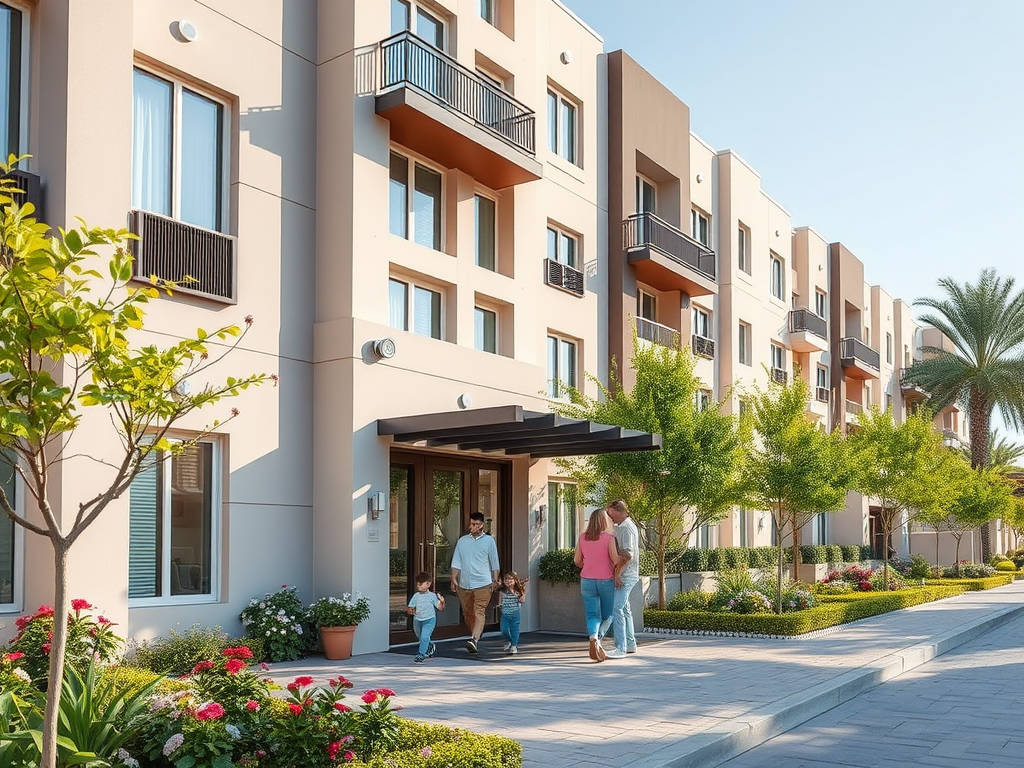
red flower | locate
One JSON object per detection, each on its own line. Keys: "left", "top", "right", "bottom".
{"left": 334, "top": 702, "right": 351, "bottom": 713}
{"left": 224, "top": 658, "right": 246, "bottom": 675}
{"left": 293, "top": 675, "right": 314, "bottom": 687}
{"left": 70, "top": 599, "right": 92, "bottom": 612}
{"left": 344, "top": 751, "right": 356, "bottom": 762}
{"left": 3, "top": 652, "right": 24, "bottom": 662}
{"left": 41, "top": 643, "right": 51, "bottom": 654}
{"left": 222, "top": 646, "right": 254, "bottom": 660}
{"left": 288, "top": 703, "right": 303, "bottom": 716}
{"left": 327, "top": 741, "right": 342, "bottom": 761}
{"left": 195, "top": 702, "right": 226, "bottom": 721}
{"left": 192, "top": 660, "right": 215, "bottom": 674}
{"left": 361, "top": 690, "right": 379, "bottom": 704}
{"left": 377, "top": 688, "right": 396, "bottom": 697}
{"left": 35, "top": 605, "right": 54, "bottom": 618}
{"left": 286, "top": 682, "right": 300, "bottom": 692}
{"left": 246, "top": 700, "right": 260, "bottom": 711}
{"left": 97, "top": 616, "right": 113, "bottom": 626}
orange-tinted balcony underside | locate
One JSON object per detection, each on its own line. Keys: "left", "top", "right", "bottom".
{"left": 628, "top": 248, "right": 717, "bottom": 297}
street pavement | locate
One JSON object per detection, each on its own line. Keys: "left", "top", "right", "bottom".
{"left": 718, "top": 609, "right": 1024, "bottom": 768}
{"left": 268, "top": 581, "right": 1024, "bottom": 768}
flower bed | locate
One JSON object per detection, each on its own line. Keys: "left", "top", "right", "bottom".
{"left": 644, "top": 585, "right": 966, "bottom": 636}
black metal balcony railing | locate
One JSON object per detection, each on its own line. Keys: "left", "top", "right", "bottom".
{"left": 623, "top": 212, "right": 716, "bottom": 279}
{"left": 788, "top": 308, "right": 827, "bottom": 340}
{"left": 770, "top": 367, "right": 788, "bottom": 385}
{"left": 692, "top": 334, "right": 715, "bottom": 359}
{"left": 636, "top": 317, "right": 678, "bottom": 348}
{"left": 840, "top": 337, "right": 880, "bottom": 371}
{"left": 815, "top": 386, "right": 830, "bottom": 403}
{"left": 3, "top": 169, "right": 43, "bottom": 220}
{"left": 130, "top": 210, "right": 237, "bottom": 302}
{"left": 544, "top": 258, "right": 585, "bottom": 297}
{"left": 379, "top": 32, "right": 536, "bottom": 155}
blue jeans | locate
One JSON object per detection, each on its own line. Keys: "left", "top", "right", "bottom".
{"left": 500, "top": 611, "right": 521, "bottom": 646}
{"left": 413, "top": 616, "right": 436, "bottom": 656}
{"left": 607, "top": 575, "right": 639, "bottom": 652}
{"left": 580, "top": 577, "right": 614, "bottom": 637}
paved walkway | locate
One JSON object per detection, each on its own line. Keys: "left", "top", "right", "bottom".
{"left": 268, "top": 581, "right": 1024, "bottom": 768}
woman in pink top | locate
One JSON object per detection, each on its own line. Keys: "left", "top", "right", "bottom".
{"left": 574, "top": 509, "right": 622, "bottom": 662}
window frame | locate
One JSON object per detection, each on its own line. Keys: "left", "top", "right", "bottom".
{"left": 474, "top": 305, "right": 498, "bottom": 354}
{"left": 0, "top": 1, "right": 27, "bottom": 160}
{"left": 391, "top": 0, "right": 447, "bottom": 50}
{"left": 815, "top": 289, "right": 828, "bottom": 319}
{"left": 769, "top": 254, "right": 785, "bottom": 300}
{"left": 546, "top": 222, "right": 580, "bottom": 270}
{"left": 737, "top": 223, "right": 750, "bottom": 274}
{"left": 637, "top": 290, "right": 657, "bottom": 322}
{"left": 635, "top": 174, "right": 657, "bottom": 215}
{"left": 0, "top": 452, "right": 23, "bottom": 610}
{"left": 546, "top": 333, "right": 578, "bottom": 399}
{"left": 389, "top": 148, "right": 445, "bottom": 252}
{"left": 474, "top": 190, "right": 498, "bottom": 271}
{"left": 546, "top": 481, "right": 579, "bottom": 551}
{"left": 388, "top": 276, "right": 444, "bottom": 340}
{"left": 692, "top": 305, "right": 711, "bottom": 339}
{"left": 696, "top": 389, "right": 712, "bottom": 412}
{"left": 691, "top": 208, "right": 711, "bottom": 247}
{"left": 816, "top": 365, "right": 828, "bottom": 389}
{"left": 886, "top": 332, "right": 893, "bottom": 364}
{"left": 770, "top": 342, "right": 785, "bottom": 370}
{"left": 132, "top": 63, "right": 231, "bottom": 234}
{"left": 128, "top": 438, "right": 223, "bottom": 608}
{"left": 546, "top": 85, "right": 580, "bottom": 166}
{"left": 738, "top": 321, "right": 752, "bottom": 366}
{"left": 478, "top": 0, "right": 496, "bottom": 26}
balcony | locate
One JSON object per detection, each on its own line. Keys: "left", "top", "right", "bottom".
{"left": 3, "top": 169, "right": 43, "bottom": 220}
{"left": 787, "top": 309, "right": 828, "bottom": 352}
{"left": 770, "top": 367, "right": 788, "bottom": 385}
{"left": 374, "top": 32, "right": 541, "bottom": 189}
{"left": 806, "top": 387, "right": 829, "bottom": 420}
{"left": 129, "top": 210, "right": 237, "bottom": 303}
{"left": 544, "top": 258, "right": 585, "bottom": 297}
{"left": 636, "top": 317, "right": 678, "bottom": 348}
{"left": 839, "top": 337, "right": 880, "bottom": 380}
{"left": 692, "top": 334, "right": 715, "bottom": 359}
{"left": 899, "top": 369, "right": 930, "bottom": 404}
{"left": 623, "top": 212, "right": 717, "bottom": 297}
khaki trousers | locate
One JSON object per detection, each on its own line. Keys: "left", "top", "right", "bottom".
{"left": 458, "top": 585, "right": 492, "bottom": 640}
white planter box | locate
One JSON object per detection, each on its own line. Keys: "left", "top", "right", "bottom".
{"left": 537, "top": 579, "right": 646, "bottom": 634}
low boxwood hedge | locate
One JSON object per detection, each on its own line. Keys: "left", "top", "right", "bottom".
{"left": 538, "top": 548, "right": 579, "bottom": 583}
{"left": 644, "top": 585, "right": 966, "bottom": 636}
{"left": 359, "top": 720, "right": 522, "bottom": 768}
{"left": 923, "top": 574, "right": 1014, "bottom": 591}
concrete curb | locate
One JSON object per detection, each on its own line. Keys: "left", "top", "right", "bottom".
{"left": 631, "top": 599, "right": 1024, "bottom": 768}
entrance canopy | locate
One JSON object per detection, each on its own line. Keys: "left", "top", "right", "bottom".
{"left": 378, "top": 405, "right": 661, "bottom": 459}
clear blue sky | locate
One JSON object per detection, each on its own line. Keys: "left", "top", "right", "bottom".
{"left": 563, "top": 0, "right": 1024, "bottom": 309}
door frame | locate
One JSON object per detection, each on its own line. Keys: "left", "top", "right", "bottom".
{"left": 389, "top": 449, "right": 511, "bottom": 646}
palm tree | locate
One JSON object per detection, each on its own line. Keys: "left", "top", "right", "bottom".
{"left": 960, "top": 430, "right": 1024, "bottom": 473}
{"left": 908, "top": 269, "right": 1024, "bottom": 560}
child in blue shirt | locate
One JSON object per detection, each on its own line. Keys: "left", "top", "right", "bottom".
{"left": 407, "top": 572, "right": 445, "bottom": 663}
{"left": 498, "top": 571, "right": 527, "bottom": 654}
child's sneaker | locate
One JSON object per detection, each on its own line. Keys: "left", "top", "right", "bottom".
{"left": 427, "top": 643, "right": 437, "bottom": 658}
{"left": 509, "top": 646, "right": 518, "bottom": 655}
{"left": 503, "top": 642, "right": 512, "bottom": 651}
{"left": 414, "top": 654, "right": 426, "bottom": 663}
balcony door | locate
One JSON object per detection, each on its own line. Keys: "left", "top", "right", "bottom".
{"left": 388, "top": 450, "right": 509, "bottom": 646}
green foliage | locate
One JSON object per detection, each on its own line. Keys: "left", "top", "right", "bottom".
{"left": 905, "top": 554, "right": 933, "bottom": 580}
{"left": 825, "top": 545, "right": 844, "bottom": 563}
{"left": 995, "top": 561, "right": 1017, "bottom": 572}
{"left": 537, "top": 549, "right": 579, "bottom": 583}
{"left": 800, "top": 545, "right": 828, "bottom": 564}
{"left": 677, "top": 548, "right": 710, "bottom": 572}
{"left": 842, "top": 545, "right": 864, "bottom": 562}
{"left": 926, "top": 574, "right": 1013, "bottom": 590}
{"left": 361, "top": 721, "right": 522, "bottom": 768}
{"left": 239, "top": 586, "right": 309, "bottom": 661}
{"left": 859, "top": 544, "right": 874, "bottom": 561}
{"left": 638, "top": 549, "right": 659, "bottom": 576}
{"left": 667, "top": 590, "right": 712, "bottom": 611}
{"left": 7, "top": 602, "right": 121, "bottom": 685}
{"left": 389, "top": 549, "right": 408, "bottom": 577}
{"left": 939, "top": 562, "right": 997, "bottom": 579}
{"left": 645, "top": 585, "right": 966, "bottom": 635}
{"left": 307, "top": 594, "right": 371, "bottom": 629}
{"left": 127, "top": 625, "right": 265, "bottom": 676}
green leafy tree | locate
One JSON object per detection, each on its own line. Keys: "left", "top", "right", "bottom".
{"left": 908, "top": 269, "right": 1024, "bottom": 560}
{"left": 959, "top": 429, "right": 1024, "bottom": 473}
{"left": 0, "top": 159, "right": 270, "bottom": 768}
{"left": 554, "top": 330, "right": 747, "bottom": 608}
{"left": 938, "top": 468, "right": 1013, "bottom": 572}
{"left": 849, "top": 407, "right": 965, "bottom": 587}
{"left": 742, "top": 375, "right": 852, "bottom": 612}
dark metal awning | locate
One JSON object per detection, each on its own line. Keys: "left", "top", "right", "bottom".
{"left": 377, "top": 405, "right": 661, "bottom": 458}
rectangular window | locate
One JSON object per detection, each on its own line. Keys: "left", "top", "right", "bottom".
{"left": 738, "top": 322, "right": 751, "bottom": 366}
{"left": 0, "top": 452, "right": 15, "bottom": 605}
{"left": 636, "top": 175, "right": 657, "bottom": 214}
{"left": 738, "top": 508, "right": 748, "bottom": 548}
{"left": 692, "top": 306, "right": 711, "bottom": 339}
{"left": 691, "top": 209, "right": 710, "bottom": 247}
{"left": 392, "top": 0, "right": 445, "bottom": 49}
{"left": 546, "top": 482, "right": 578, "bottom": 551}
{"left": 815, "top": 290, "right": 827, "bottom": 319}
{"left": 770, "top": 254, "right": 784, "bottom": 300}
{"left": 885, "top": 393, "right": 893, "bottom": 411}
{"left": 547, "top": 87, "right": 578, "bottom": 165}
{"left": 770, "top": 343, "right": 785, "bottom": 370}
{"left": 814, "top": 512, "right": 826, "bottom": 545}
{"left": 696, "top": 389, "right": 712, "bottom": 412}
{"left": 547, "top": 334, "right": 577, "bottom": 398}
{"left": 478, "top": 0, "right": 495, "bottom": 25}
{"left": 738, "top": 398, "right": 750, "bottom": 417}
{"left": 474, "top": 307, "right": 497, "bottom": 353}
{"left": 638, "top": 290, "right": 657, "bottom": 322}
{"left": 389, "top": 151, "right": 443, "bottom": 251}
{"left": 475, "top": 194, "right": 496, "bottom": 270}
{"left": 133, "top": 68, "right": 226, "bottom": 232}
{"left": 886, "top": 332, "right": 893, "bottom": 364}
{"left": 0, "top": 3, "right": 23, "bottom": 159}
{"left": 737, "top": 224, "right": 750, "bottom": 274}
{"left": 388, "top": 278, "right": 442, "bottom": 340}
{"left": 547, "top": 224, "right": 579, "bottom": 269}
{"left": 698, "top": 524, "right": 711, "bottom": 549}
{"left": 129, "top": 441, "right": 218, "bottom": 602}
{"left": 388, "top": 278, "right": 408, "bottom": 331}
{"left": 817, "top": 365, "right": 828, "bottom": 389}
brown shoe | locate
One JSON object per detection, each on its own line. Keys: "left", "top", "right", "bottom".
{"left": 588, "top": 638, "right": 601, "bottom": 661}
{"left": 595, "top": 641, "right": 607, "bottom": 662}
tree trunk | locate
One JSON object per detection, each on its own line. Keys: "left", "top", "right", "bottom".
{"left": 657, "top": 515, "right": 667, "bottom": 610}
{"left": 789, "top": 510, "right": 801, "bottom": 582}
{"left": 881, "top": 514, "right": 891, "bottom": 591}
{"left": 954, "top": 536, "right": 962, "bottom": 576}
{"left": 41, "top": 541, "right": 70, "bottom": 768}
{"left": 775, "top": 511, "right": 784, "bottom": 615}
{"left": 969, "top": 393, "right": 992, "bottom": 562}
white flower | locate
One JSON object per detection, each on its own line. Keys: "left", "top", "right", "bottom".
{"left": 12, "top": 668, "right": 30, "bottom": 683}
{"left": 163, "top": 733, "right": 185, "bottom": 757}
{"left": 295, "top": 625, "right": 303, "bottom": 635}
{"left": 265, "top": 631, "right": 271, "bottom": 637}
{"left": 225, "top": 724, "right": 241, "bottom": 741}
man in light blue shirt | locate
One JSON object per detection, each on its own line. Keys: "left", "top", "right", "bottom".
{"left": 451, "top": 511, "right": 500, "bottom": 653}
{"left": 602, "top": 498, "right": 640, "bottom": 659}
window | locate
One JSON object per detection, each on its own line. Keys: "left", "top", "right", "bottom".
{"left": 478, "top": 0, "right": 496, "bottom": 25}
{"left": 816, "top": 366, "right": 828, "bottom": 389}
{"left": 638, "top": 290, "right": 657, "bottom": 322}
{"left": 698, "top": 524, "right": 711, "bottom": 549}
{"left": 547, "top": 87, "right": 578, "bottom": 165}
{"left": 0, "top": 453, "right": 15, "bottom": 605}
{"left": 696, "top": 389, "right": 712, "bottom": 411}
{"left": 128, "top": 441, "right": 219, "bottom": 602}
{"left": 0, "top": 3, "right": 22, "bottom": 159}
{"left": 389, "top": 151, "right": 443, "bottom": 251}
{"left": 691, "top": 209, "right": 710, "bottom": 247}
{"left": 474, "top": 307, "right": 497, "bottom": 353}
{"left": 769, "top": 254, "right": 784, "bottom": 300}
{"left": 815, "top": 290, "right": 827, "bottom": 319}
{"left": 885, "top": 393, "right": 893, "bottom": 411}
{"left": 547, "top": 334, "right": 577, "bottom": 398}
{"left": 737, "top": 508, "right": 748, "bottom": 548}
{"left": 692, "top": 306, "right": 711, "bottom": 339}
{"left": 475, "top": 194, "right": 496, "bottom": 270}
{"left": 391, "top": 0, "right": 445, "bottom": 49}
{"left": 636, "top": 175, "right": 656, "bottom": 215}
{"left": 737, "top": 223, "right": 750, "bottom": 274}
{"left": 886, "top": 332, "right": 893, "bottom": 364}
{"left": 738, "top": 322, "right": 752, "bottom": 366}
{"left": 546, "top": 224, "right": 579, "bottom": 269}
{"left": 546, "top": 482, "right": 578, "bottom": 551}
{"left": 133, "top": 68, "right": 227, "bottom": 232}
{"left": 738, "top": 398, "right": 750, "bottom": 417}
{"left": 389, "top": 278, "right": 442, "bottom": 339}
{"left": 814, "top": 513, "right": 826, "bottom": 545}
{"left": 770, "top": 343, "right": 785, "bottom": 370}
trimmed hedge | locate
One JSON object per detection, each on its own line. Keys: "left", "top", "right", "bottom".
{"left": 538, "top": 548, "right": 579, "bottom": 583}
{"left": 360, "top": 720, "right": 522, "bottom": 768}
{"left": 924, "top": 574, "right": 1014, "bottom": 591}
{"left": 644, "top": 585, "right": 966, "bottom": 635}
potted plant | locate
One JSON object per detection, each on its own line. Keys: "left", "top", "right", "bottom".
{"left": 307, "top": 593, "right": 371, "bottom": 660}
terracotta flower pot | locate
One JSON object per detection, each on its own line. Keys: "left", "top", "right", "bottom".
{"left": 320, "top": 625, "right": 357, "bottom": 660}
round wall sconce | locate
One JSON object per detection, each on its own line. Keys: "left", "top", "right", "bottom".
{"left": 695, "top": 173, "right": 704, "bottom": 183}
{"left": 458, "top": 393, "right": 473, "bottom": 409}
{"left": 172, "top": 20, "right": 199, "bottom": 42}
{"left": 372, "top": 338, "right": 396, "bottom": 359}
{"left": 560, "top": 50, "right": 573, "bottom": 65}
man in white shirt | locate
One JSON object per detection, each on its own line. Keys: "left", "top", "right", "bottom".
{"left": 450, "top": 511, "right": 500, "bottom": 653}
{"left": 602, "top": 498, "right": 640, "bottom": 659}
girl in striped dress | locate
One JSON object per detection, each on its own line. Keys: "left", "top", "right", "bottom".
{"left": 499, "top": 571, "right": 528, "bottom": 654}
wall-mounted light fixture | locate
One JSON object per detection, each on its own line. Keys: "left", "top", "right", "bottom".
{"left": 172, "top": 20, "right": 199, "bottom": 43}
{"left": 368, "top": 491, "right": 386, "bottom": 520}
{"left": 372, "top": 338, "right": 396, "bottom": 359}
{"left": 560, "top": 50, "right": 573, "bottom": 65}
{"left": 535, "top": 504, "right": 547, "bottom": 527}
{"left": 695, "top": 173, "right": 704, "bottom": 183}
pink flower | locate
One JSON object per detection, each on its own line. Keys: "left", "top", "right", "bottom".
{"left": 224, "top": 659, "right": 246, "bottom": 675}
{"left": 344, "top": 751, "right": 356, "bottom": 762}
{"left": 377, "top": 688, "right": 396, "bottom": 697}
{"left": 361, "top": 690, "right": 379, "bottom": 704}
{"left": 246, "top": 700, "right": 260, "bottom": 711}
{"left": 286, "top": 682, "right": 301, "bottom": 692}
{"left": 293, "top": 675, "right": 314, "bottom": 687}
{"left": 35, "top": 605, "right": 54, "bottom": 617}
{"left": 70, "top": 599, "right": 92, "bottom": 612}
{"left": 3, "top": 652, "right": 24, "bottom": 662}
{"left": 420, "top": 747, "right": 433, "bottom": 757}
{"left": 260, "top": 662, "right": 270, "bottom": 671}
{"left": 327, "top": 741, "right": 342, "bottom": 761}
{"left": 222, "top": 646, "right": 254, "bottom": 660}
{"left": 41, "top": 643, "right": 51, "bottom": 654}
{"left": 334, "top": 702, "right": 351, "bottom": 713}
{"left": 97, "top": 616, "right": 113, "bottom": 626}
{"left": 195, "top": 702, "right": 225, "bottom": 721}
{"left": 192, "top": 661, "right": 215, "bottom": 674}
{"left": 288, "top": 703, "right": 303, "bottom": 716}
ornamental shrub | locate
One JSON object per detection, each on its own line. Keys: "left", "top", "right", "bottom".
{"left": 925, "top": 574, "right": 1013, "bottom": 590}
{"left": 678, "top": 548, "right": 710, "bottom": 573}
{"left": 825, "top": 545, "right": 844, "bottom": 564}
{"left": 667, "top": 590, "right": 712, "bottom": 611}
{"left": 813, "top": 580, "right": 853, "bottom": 595}
{"left": 995, "top": 560, "right": 1017, "bottom": 572}
{"left": 389, "top": 548, "right": 408, "bottom": 577}
{"left": 361, "top": 721, "right": 522, "bottom": 768}
{"left": 941, "top": 562, "right": 996, "bottom": 579}
{"left": 307, "top": 594, "right": 372, "bottom": 629}
{"left": 538, "top": 549, "right": 579, "bottom": 583}
{"left": 800, "top": 545, "right": 828, "bottom": 565}
{"left": 638, "top": 549, "right": 658, "bottom": 576}
{"left": 841, "top": 545, "right": 863, "bottom": 562}
{"left": 239, "top": 585, "right": 308, "bottom": 662}
{"left": 859, "top": 544, "right": 874, "bottom": 561}
{"left": 869, "top": 569, "right": 906, "bottom": 591}
{"left": 126, "top": 624, "right": 264, "bottom": 676}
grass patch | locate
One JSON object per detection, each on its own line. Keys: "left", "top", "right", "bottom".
{"left": 644, "top": 585, "right": 966, "bottom": 636}
{"left": 923, "top": 574, "right": 1014, "bottom": 591}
